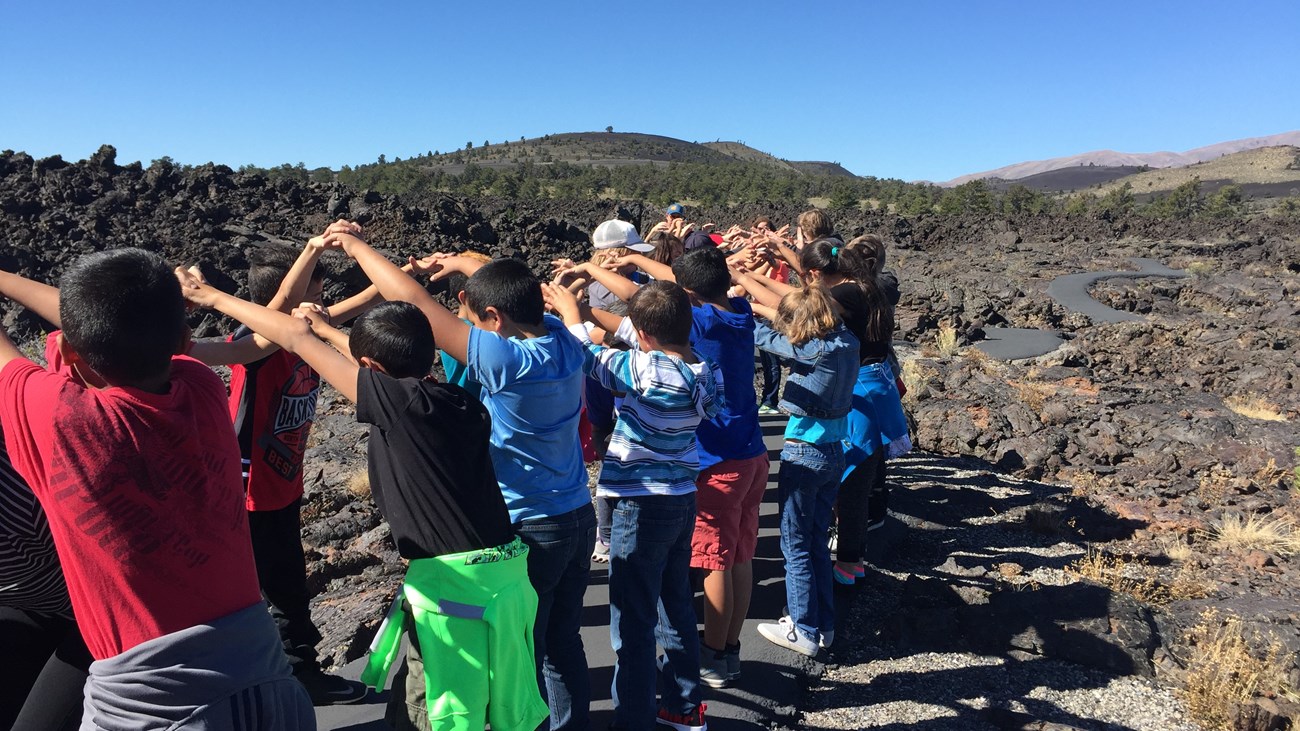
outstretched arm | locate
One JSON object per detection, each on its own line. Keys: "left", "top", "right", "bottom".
{"left": 730, "top": 267, "right": 787, "bottom": 308}
{"left": 177, "top": 268, "right": 362, "bottom": 402}
{"left": 0, "top": 270, "right": 62, "bottom": 329}
{"left": 610, "top": 253, "right": 674, "bottom": 283}
{"left": 324, "top": 233, "right": 471, "bottom": 365}
{"left": 572, "top": 262, "right": 640, "bottom": 303}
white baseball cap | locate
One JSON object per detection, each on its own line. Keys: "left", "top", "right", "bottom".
{"left": 592, "top": 219, "right": 656, "bottom": 252}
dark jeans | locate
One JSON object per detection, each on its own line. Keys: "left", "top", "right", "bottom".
{"left": 836, "top": 450, "right": 883, "bottom": 564}
{"left": 868, "top": 454, "right": 890, "bottom": 526}
{"left": 0, "top": 606, "right": 91, "bottom": 731}
{"left": 248, "top": 498, "right": 322, "bottom": 674}
{"left": 516, "top": 504, "right": 597, "bottom": 731}
{"left": 759, "top": 350, "right": 782, "bottom": 409}
{"left": 607, "top": 494, "right": 701, "bottom": 729}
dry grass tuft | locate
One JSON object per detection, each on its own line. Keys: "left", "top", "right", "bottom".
{"left": 899, "top": 358, "right": 936, "bottom": 403}
{"left": 935, "top": 324, "right": 959, "bottom": 359}
{"left": 1224, "top": 395, "right": 1287, "bottom": 422}
{"left": 1210, "top": 513, "right": 1300, "bottom": 557}
{"left": 1161, "top": 537, "right": 1196, "bottom": 563}
{"left": 346, "top": 469, "right": 372, "bottom": 500}
{"left": 1063, "top": 469, "right": 1115, "bottom": 500}
{"left": 1021, "top": 504, "right": 1069, "bottom": 536}
{"left": 1185, "top": 260, "right": 1214, "bottom": 278}
{"left": 1179, "top": 609, "right": 1295, "bottom": 730}
{"left": 1068, "top": 548, "right": 1212, "bottom": 605}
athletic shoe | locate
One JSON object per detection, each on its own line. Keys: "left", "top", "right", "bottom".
{"left": 867, "top": 516, "right": 886, "bottom": 532}
{"left": 724, "top": 642, "right": 741, "bottom": 681}
{"left": 758, "top": 404, "right": 780, "bottom": 415}
{"left": 699, "top": 646, "right": 730, "bottom": 689}
{"left": 297, "top": 669, "right": 368, "bottom": 705}
{"left": 827, "top": 524, "right": 838, "bottom": 553}
{"left": 656, "top": 703, "right": 708, "bottom": 731}
{"left": 591, "top": 539, "right": 610, "bottom": 564}
{"left": 756, "top": 617, "right": 819, "bottom": 658}
{"left": 832, "top": 564, "right": 856, "bottom": 585}
{"left": 852, "top": 564, "right": 866, "bottom": 578}
{"left": 819, "top": 630, "right": 835, "bottom": 649}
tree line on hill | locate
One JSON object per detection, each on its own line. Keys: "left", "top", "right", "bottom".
{"left": 237, "top": 158, "right": 1296, "bottom": 221}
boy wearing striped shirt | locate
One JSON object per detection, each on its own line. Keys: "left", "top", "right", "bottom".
{"left": 542, "top": 281, "right": 720, "bottom": 731}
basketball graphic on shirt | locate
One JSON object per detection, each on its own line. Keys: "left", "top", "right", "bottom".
{"left": 272, "top": 361, "right": 321, "bottom": 452}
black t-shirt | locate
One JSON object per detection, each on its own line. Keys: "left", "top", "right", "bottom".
{"left": 357, "top": 369, "right": 513, "bottom": 559}
{"left": 830, "top": 282, "right": 891, "bottom": 364}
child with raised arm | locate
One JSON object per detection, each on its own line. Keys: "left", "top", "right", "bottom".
{"left": 323, "top": 236, "right": 595, "bottom": 731}
{"left": 175, "top": 246, "right": 548, "bottom": 731}
{"left": 0, "top": 248, "right": 313, "bottom": 729}
{"left": 581, "top": 247, "right": 766, "bottom": 689}
{"left": 543, "top": 280, "right": 719, "bottom": 731}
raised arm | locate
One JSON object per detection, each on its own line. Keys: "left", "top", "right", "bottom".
{"left": 177, "top": 267, "right": 362, "bottom": 402}
{"left": 265, "top": 237, "right": 327, "bottom": 314}
{"left": 324, "top": 233, "right": 471, "bottom": 365}
{"left": 0, "top": 270, "right": 62, "bottom": 328}
{"left": 572, "top": 262, "right": 640, "bottom": 303}
{"left": 729, "top": 267, "right": 787, "bottom": 309}
{"left": 612, "top": 253, "right": 674, "bottom": 283}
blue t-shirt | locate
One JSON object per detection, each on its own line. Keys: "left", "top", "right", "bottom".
{"left": 689, "top": 298, "right": 766, "bottom": 468}
{"left": 466, "top": 315, "right": 591, "bottom": 522}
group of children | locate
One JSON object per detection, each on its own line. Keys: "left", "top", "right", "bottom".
{"left": 0, "top": 203, "right": 909, "bottom": 731}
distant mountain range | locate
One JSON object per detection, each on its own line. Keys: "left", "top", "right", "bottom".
{"left": 942, "top": 131, "right": 1300, "bottom": 187}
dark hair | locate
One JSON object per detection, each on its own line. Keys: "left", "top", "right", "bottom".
{"left": 349, "top": 301, "right": 435, "bottom": 379}
{"left": 751, "top": 215, "right": 774, "bottom": 231}
{"left": 671, "top": 246, "right": 730, "bottom": 300}
{"left": 645, "top": 230, "right": 684, "bottom": 265}
{"left": 462, "top": 258, "right": 544, "bottom": 326}
{"left": 628, "top": 281, "right": 693, "bottom": 346}
{"left": 800, "top": 239, "right": 894, "bottom": 342}
{"left": 247, "top": 244, "right": 324, "bottom": 306}
{"left": 59, "top": 248, "right": 187, "bottom": 384}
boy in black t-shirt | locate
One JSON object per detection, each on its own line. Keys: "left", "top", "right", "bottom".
{"left": 175, "top": 243, "right": 548, "bottom": 731}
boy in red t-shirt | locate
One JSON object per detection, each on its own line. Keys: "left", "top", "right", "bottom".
{"left": 0, "top": 249, "right": 313, "bottom": 729}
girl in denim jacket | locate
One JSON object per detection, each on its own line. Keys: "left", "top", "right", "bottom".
{"left": 729, "top": 274, "right": 860, "bottom": 657}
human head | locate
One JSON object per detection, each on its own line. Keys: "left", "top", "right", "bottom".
{"left": 461, "top": 258, "right": 544, "bottom": 330}
{"left": 671, "top": 246, "right": 730, "bottom": 302}
{"left": 797, "top": 209, "right": 835, "bottom": 242}
{"left": 773, "top": 286, "right": 840, "bottom": 346}
{"left": 58, "top": 248, "right": 189, "bottom": 386}
{"left": 349, "top": 301, "right": 436, "bottom": 379}
{"left": 665, "top": 203, "right": 684, "bottom": 222}
{"left": 847, "top": 234, "right": 886, "bottom": 275}
{"left": 592, "top": 219, "right": 655, "bottom": 254}
{"left": 644, "top": 230, "right": 684, "bottom": 265}
{"left": 627, "top": 281, "right": 693, "bottom": 349}
{"left": 247, "top": 244, "right": 324, "bottom": 306}
{"left": 798, "top": 238, "right": 875, "bottom": 284}
{"left": 751, "top": 216, "right": 774, "bottom": 232}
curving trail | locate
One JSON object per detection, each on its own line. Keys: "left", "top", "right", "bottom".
{"left": 975, "top": 258, "right": 1187, "bottom": 360}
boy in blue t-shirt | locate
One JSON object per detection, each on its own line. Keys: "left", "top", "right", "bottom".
{"left": 544, "top": 280, "right": 719, "bottom": 731}
{"left": 400, "top": 249, "right": 596, "bottom": 731}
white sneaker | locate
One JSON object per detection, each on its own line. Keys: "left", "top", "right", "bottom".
{"left": 756, "top": 616, "right": 819, "bottom": 657}
{"left": 819, "top": 630, "right": 835, "bottom": 649}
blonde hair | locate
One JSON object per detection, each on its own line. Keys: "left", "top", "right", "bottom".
{"left": 460, "top": 250, "right": 493, "bottom": 264}
{"left": 773, "top": 285, "right": 840, "bottom": 346}
{"left": 590, "top": 246, "right": 631, "bottom": 267}
{"left": 797, "top": 209, "right": 834, "bottom": 241}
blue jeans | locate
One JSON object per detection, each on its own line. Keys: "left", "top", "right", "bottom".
{"left": 777, "top": 441, "right": 843, "bottom": 640}
{"left": 759, "top": 350, "right": 782, "bottom": 409}
{"left": 607, "top": 493, "right": 701, "bottom": 730}
{"left": 515, "top": 504, "right": 597, "bottom": 731}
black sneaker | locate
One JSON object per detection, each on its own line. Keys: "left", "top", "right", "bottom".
{"left": 297, "top": 669, "right": 368, "bottom": 706}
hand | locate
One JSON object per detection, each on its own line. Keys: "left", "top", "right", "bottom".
{"left": 292, "top": 302, "right": 332, "bottom": 331}
{"left": 175, "top": 266, "right": 219, "bottom": 308}
{"left": 551, "top": 258, "right": 577, "bottom": 275}
{"left": 323, "top": 219, "right": 363, "bottom": 239}
{"left": 408, "top": 253, "right": 446, "bottom": 278}
{"left": 601, "top": 255, "right": 635, "bottom": 271}
{"left": 321, "top": 231, "right": 366, "bottom": 257}
{"left": 540, "top": 282, "right": 581, "bottom": 324}
{"left": 701, "top": 222, "right": 716, "bottom": 232}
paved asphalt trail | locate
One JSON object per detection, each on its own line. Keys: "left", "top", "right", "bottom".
{"left": 318, "top": 412, "right": 818, "bottom": 730}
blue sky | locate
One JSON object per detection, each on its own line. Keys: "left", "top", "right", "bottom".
{"left": 3, "top": 0, "right": 1297, "bottom": 182}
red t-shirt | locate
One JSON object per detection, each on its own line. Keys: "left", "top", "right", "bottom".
{"left": 0, "top": 356, "right": 262, "bottom": 660}
{"left": 227, "top": 340, "right": 319, "bottom": 512}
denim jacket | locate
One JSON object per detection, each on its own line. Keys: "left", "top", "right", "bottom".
{"left": 754, "top": 322, "right": 860, "bottom": 419}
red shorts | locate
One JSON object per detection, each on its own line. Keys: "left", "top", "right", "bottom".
{"left": 691, "top": 453, "right": 770, "bottom": 571}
